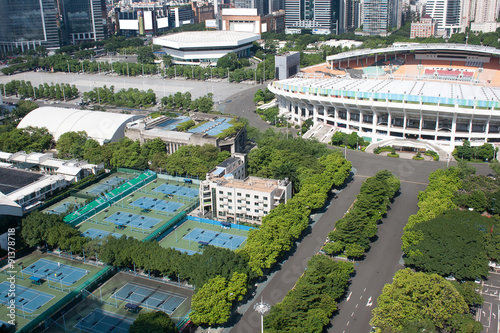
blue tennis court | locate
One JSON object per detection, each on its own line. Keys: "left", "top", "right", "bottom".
{"left": 82, "top": 228, "right": 122, "bottom": 240}
{"left": 86, "top": 183, "right": 112, "bottom": 195}
{"left": 111, "top": 282, "right": 186, "bottom": 314}
{"left": 75, "top": 309, "right": 134, "bottom": 333}
{"left": 0, "top": 282, "right": 54, "bottom": 313}
{"left": 104, "top": 176, "right": 126, "bottom": 186}
{"left": 153, "top": 184, "right": 199, "bottom": 198}
{"left": 105, "top": 211, "right": 162, "bottom": 229}
{"left": 48, "top": 202, "right": 73, "bottom": 215}
{"left": 21, "top": 258, "right": 89, "bottom": 286}
{"left": 130, "top": 197, "right": 183, "bottom": 213}
{"left": 183, "top": 228, "right": 246, "bottom": 250}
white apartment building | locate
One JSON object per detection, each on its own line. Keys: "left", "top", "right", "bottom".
{"left": 199, "top": 154, "right": 292, "bottom": 224}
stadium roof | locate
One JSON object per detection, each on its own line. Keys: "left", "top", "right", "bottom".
{"left": 274, "top": 77, "right": 500, "bottom": 106}
{"left": 17, "top": 107, "right": 142, "bottom": 144}
{"left": 326, "top": 43, "right": 500, "bottom": 61}
{"left": 153, "top": 31, "right": 260, "bottom": 49}
{"left": 0, "top": 193, "right": 22, "bottom": 216}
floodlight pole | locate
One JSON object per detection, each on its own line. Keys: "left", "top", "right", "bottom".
{"left": 253, "top": 296, "right": 270, "bottom": 333}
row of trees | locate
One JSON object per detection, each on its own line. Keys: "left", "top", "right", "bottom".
{"left": 0, "top": 126, "right": 53, "bottom": 153}
{"left": 454, "top": 140, "right": 496, "bottom": 162}
{"left": 0, "top": 80, "right": 79, "bottom": 101}
{"left": 56, "top": 133, "right": 231, "bottom": 178}
{"left": 160, "top": 92, "right": 214, "bottom": 113}
{"left": 330, "top": 131, "right": 368, "bottom": 149}
{"left": 82, "top": 86, "right": 156, "bottom": 108}
{"left": 325, "top": 170, "right": 400, "bottom": 258}
{"left": 253, "top": 88, "right": 275, "bottom": 104}
{"left": 264, "top": 255, "right": 354, "bottom": 332}
{"left": 242, "top": 150, "right": 352, "bottom": 275}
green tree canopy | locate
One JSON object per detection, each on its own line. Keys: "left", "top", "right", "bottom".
{"left": 370, "top": 268, "right": 477, "bottom": 332}
{"left": 56, "top": 131, "right": 88, "bottom": 159}
{"left": 403, "top": 210, "right": 494, "bottom": 280}
{"left": 129, "top": 311, "right": 178, "bottom": 333}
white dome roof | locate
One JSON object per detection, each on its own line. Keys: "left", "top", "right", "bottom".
{"left": 17, "top": 107, "right": 142, "bottom": 144}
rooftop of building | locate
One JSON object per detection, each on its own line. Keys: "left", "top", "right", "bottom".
{"left": 211, "top": 176, "right": 285, "bottom": 193}
{"left": 153, "top": 31, "right": 260, "bottom": 49}
{"left": 0, "top": 167, "right": 44, "bottom": 195}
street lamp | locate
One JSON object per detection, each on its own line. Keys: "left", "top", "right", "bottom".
{"left": 253, "top": 296, "right": 270, "bottom": 333}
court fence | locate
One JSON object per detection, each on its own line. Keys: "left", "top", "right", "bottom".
{"left": 19, "top": 265, "right": 115, "bottom": 333}
{"left": 63, "top": 170, "right": 157, "bottom": 227}
{"left": 118, "top": 268, "right": 195, "bottom": 290}
{"left": 143, "top": 211, "right": 187, "bottom": 242}
{"left": 186, "top": 216, "right": 257, "bottom": 231}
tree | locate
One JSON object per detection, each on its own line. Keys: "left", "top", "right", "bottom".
{"left": 403, "top": 210, "right": 491, "bottom": 280}
{"left": 217, "top": 53, "right": 240, "bottom": 71}
{"left": 129, "top": 312, "right": 178, "bottom": 333}
{"left": 21, "top": 212, "right": 63, "bottom": 247}
{"left": 190, "top": 272, "right": 248, "bottom": 326}
{"left": 370, "top": 268, "right": 473, "bottom": 332}
{"left": 137, "top": 47, "right": 155, "bottom": 64}
{"left": 56, "top": 131, "right": 88, "bottom": 159}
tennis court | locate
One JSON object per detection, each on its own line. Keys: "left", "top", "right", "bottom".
{"left": 82, "top": 228, "right": 123, "bottom": 240}
{"left": 75, "top": 308, "right": 134, "bottom": 333}
{"left": 21, "top": 258, "right": 89, "bottom": 286}
{"left": 130, "top": 197, "right": 183, "bottom": 213}
{"left": 86, "top": 176, "right": 127, "bottom": 195}
{"left": 47, "top": 202, "right": 73, "bottom": 215}
{"left": 111, "top": 282, "right": 186, "bottom": 314}
{"left": 105, "top": 211, "right": 162, "bottom": 229}
{"left": 183, "top": 228, "right": 246, "bottom": 250}
{"left": 0, "top": 282, "right": 54, "bottom": 313}
{"left": 153, "top": 184, "right": 199, "bottom": 198}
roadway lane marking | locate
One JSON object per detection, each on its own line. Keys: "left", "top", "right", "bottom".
{"left": 364, "top": 288, "right": 366, "bottom": 292}
{"left": 366, "top": 297, "right": 373, "bottom": 307}
{"left": 346, "top": 292, "right": 352, "bottom": 301}
{"left": 360, "top": 296, "right": 363, "bottom": 300}
{"left": 347, "top": 321, "right": 350, "bottom": 326}
{"left": 355, "top": 303, "right": 358, "bottom": 308}
{"left": 351, "top": 312, "right": 354, "bottom": 317}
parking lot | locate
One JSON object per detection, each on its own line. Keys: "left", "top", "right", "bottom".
{"left": 478, "top": 271, "right": 500, "bottom": 332}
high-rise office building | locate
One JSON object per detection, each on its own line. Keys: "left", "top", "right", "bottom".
{"left": 58, "top": 0, "right": 107, "bottom": 44}
{"left": 362, "top": 0, "right": 401, "bottom": 35}
{"left": 0, "top": 0, "right": 59, "bottom": 52}
{"left": 344, "top": 0, "right": 360, "bottom": 31}
{"left": 425, "top": 0, "right": 462, "bottom": 37}
{"left": 285, "top": 0, "right": 342, "bottom": 34}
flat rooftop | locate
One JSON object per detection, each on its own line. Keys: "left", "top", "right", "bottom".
{"left": 214, "top": 176, "right": 281, "bottom": 193}
{"left": 153, "top": 31, "right": 260, "bottom": 49}
{"left": 275, "top": 77, "right": 500, "bottom": 104}
{"left": 0, "top": 167, "right": 44, "bottom": 195}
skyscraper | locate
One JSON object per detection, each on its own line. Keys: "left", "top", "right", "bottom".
{"left": 285, "top": 0, "right": 342, "bottom": 34}
{"left": 425, "top": 0, "right": 462, "bottom": 37}
{"left": 362, "top": 0, "right": 400, "bottom": 35}
{"left": 58, "top": 0, "right": 107, "bottom": 44}
{"left": 0, "top": 0, "right": 59, "bottom": 52}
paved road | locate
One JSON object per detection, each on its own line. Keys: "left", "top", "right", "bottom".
{"left": 478, "top": 272, "right": 500, "bottom": 333}
{"left": 231, "top": 148, "right": 494, "bottom": 332}
{"left": 329, "top": 180, "right": 425, "bottom": 333}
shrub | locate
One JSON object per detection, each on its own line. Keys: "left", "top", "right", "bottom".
{"left": 388, "top": 153, "right": 399, "bottom": 158}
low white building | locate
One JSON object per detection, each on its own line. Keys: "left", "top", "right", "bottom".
{"left": 200, "top": 154, "right": 292, "bottom": 224}
{"left": 153, "top": 31, "right": 260, "bottom": 65}
{"left": 0, "top": 151, "right": 103, "bottom": 182}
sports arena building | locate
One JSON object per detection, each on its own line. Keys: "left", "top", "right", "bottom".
{"left": 269, "top": 43, "right": 500, "bottom": 151}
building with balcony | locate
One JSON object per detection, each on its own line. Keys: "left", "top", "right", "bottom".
{"left": 199, "top": 154, "right": 292, "bottom": 224}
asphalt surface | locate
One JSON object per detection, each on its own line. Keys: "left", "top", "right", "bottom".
{"left": 230, "top": 147, "right": 494, "bottom": 333}
{"left": 478, "top": 272, "right": 500, "bottom": 333}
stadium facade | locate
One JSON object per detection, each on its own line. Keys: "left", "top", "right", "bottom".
{"left": 269, "top": 44, "right": 500, "bottom": 150}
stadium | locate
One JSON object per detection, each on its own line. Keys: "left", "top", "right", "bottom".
{"left": 269, "top": 43, "right": 500, "bottom": 153}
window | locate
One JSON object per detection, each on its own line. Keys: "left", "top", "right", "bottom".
{"left": 237, "top": 199, "right": 241, "bottom": 203}
{"left": 237, "top": 192, "right": 241, "bottom": 196}
{"left": 255, "top": 209, "right": 259, "bottom": 213}
{"left": 228, "top": 192, "right": 232, "bottom": 196}
{"left": 220, "top": 204, "right": 224, "bottom": 208}
{"left": 263, "top": 196, "right": 268, "bottom": 200}
{"left": 255, "top": 202, "right": 259, "bottom": 206}
{"left": 219, "top": 191, "right": 223, "bottom": 194}
{"left": 246, "top": 194, "right": 250, "bottom": 198}
{"left": 229, "top": 206, "right": 233, "bottom": 210}
{"left": 264, "top": 204, "right": 268, "bottom": 208}
{"left": 254, "top": 195, "right": 259, "bottom": 199}
{"left": 246, "top": 201, "right": 250, "bottom": 205}
{"left": 246, "top": 208, "right": 250, "bottom": 211}
{"left": 228, "top": 199, "right": 232, "bottom": 203}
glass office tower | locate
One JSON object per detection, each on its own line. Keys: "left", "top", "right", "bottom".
{"left": 0, "top": 0, "right": 59, "bottom": 52}
{"left": 58, "top": 0, "right": 107, "bottom": 44}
